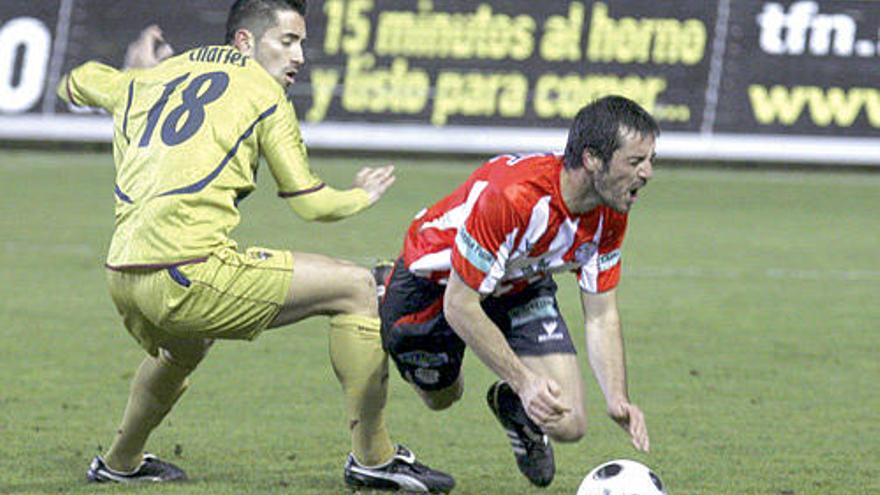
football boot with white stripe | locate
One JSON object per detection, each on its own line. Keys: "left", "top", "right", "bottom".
{"left": 344, "top": 444, "right": 455, "bottom": 493}
{"left": 486, "top": 380, "right": 555, "bottom": 487}
{"left": 86, "top": 453, "right": 187, "bottom": 483}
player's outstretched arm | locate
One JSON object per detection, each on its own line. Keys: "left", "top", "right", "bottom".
{"left": 261, "top": 96, "right": 393, "bottom": 222}
{"left": 580, "top": 289, "right": 650, "bottom": 452}
{"left": 444, "top": 271, "right": 569, "bottom": 426}
{"left": 280, "top": 179, "right": 388, "bottom": 222}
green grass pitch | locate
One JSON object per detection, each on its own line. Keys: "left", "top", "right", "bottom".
{"left": 0, "top": 150, "right": 878, "bottom": 494}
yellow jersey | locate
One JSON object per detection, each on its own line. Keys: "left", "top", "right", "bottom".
{"left": 59, "top": 45, "right": 370, "bottom": 268}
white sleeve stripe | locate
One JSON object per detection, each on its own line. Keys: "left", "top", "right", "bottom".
{"left": 420, "top": 180, "right": 488, "bottom": 233}
{"left": 479, "top": 227, "right": 519, "bottom": 294}
{"left": 515, "top": 195, "right": 551, "bottom": 256}
{"left": 409, "top": 248, "right": 453, "bottom": 276}
{"left": 578, "top": 213, "right": 605, "bottom": 293}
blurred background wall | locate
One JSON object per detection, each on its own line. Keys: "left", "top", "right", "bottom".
{"left": 0, "top": 0, "right": 878, "bottom": 165}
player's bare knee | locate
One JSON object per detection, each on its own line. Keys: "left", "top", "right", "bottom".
{"left": 546, "top": 412, "right": 587, "bottom": 443}
{"left": 335, "top": 265, "right": 377, "bottom": 316}
{"left": 159, "top": 339, "right": 213, "bottom": 372}
{"left": 418, "top": 384, "right": 462, "bottom": 411}
{"left": 421, "top": 393, "right": 459, "bottom": 411}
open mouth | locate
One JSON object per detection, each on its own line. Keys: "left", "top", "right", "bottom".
{"left": 284, "top": 69, "right": 298, "bottom": 83}
{"left": 628, "top": 183, "right": 645, "bottom": 203}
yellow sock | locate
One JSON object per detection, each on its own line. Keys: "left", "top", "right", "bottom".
{"left": 329, "top": 314, "right": 396, "bottom": 466}
{"left": 104, "top": 353, "right": 189, "bottom": 471}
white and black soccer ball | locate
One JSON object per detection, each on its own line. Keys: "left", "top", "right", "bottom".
{"left": 576, "top": 459, "right": 667, "bottom": 495}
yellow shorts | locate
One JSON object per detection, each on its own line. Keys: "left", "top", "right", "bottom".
{"left": 106, "top": 246, "right": 294, "bottom": 356}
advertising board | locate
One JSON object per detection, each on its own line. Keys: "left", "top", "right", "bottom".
{"left": 1, "top": 1, "right": 877, "bottom": 164}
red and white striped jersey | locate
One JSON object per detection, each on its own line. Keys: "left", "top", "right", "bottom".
{"left": 402, "top": 153, "right": 629, "bottom": 296}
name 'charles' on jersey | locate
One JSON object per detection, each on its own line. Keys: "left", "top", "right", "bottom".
{"left": 403, "top": 153, "right": 628, "bottom": 296}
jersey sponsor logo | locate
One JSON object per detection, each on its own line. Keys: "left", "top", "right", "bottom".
{"left": 455, "top": 226, "right": 495, "bottom": 274}
{"left": 537, "top": 319, "right": 564, "bottom": 343}
{"left": 509, "top": 296, "right": 558, "bottom": 327}
{"left": 598, "top": 249, "right": 621, "bottom": 271}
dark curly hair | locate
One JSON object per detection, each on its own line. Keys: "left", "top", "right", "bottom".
{"left": 563, "top": 96, "right": 660, "bottom": 170}
{"left": 225, "top": 0, "right": 307, "bottom": 44}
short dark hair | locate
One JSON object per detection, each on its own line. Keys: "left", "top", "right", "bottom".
{"left": 225, "top": 0, "right": 307, "bottom": 44}
{"left": 563, "top": 95, "right": 660, "bottom": 170}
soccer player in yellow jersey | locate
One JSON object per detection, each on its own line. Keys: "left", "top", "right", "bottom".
{"left": 58, "top": 1, "right": 454, "bottom": 492}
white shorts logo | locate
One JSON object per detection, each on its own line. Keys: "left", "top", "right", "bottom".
{"left": 537, "top": 320, "right": 564, "bottom": 343}
{"left": 414, "top": 368, "right": 440, "bottom": 385}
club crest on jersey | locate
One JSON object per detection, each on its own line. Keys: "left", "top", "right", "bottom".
{"left": 574, "top": 242, "right": 598, "bottom": 265}
{"left": 250, "top": 250, "right": 273, "bottom": 260}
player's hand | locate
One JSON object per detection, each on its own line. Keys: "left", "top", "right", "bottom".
{"left": 354, "top": 165, "right": 396, "bottom": 205}
{"left": 608, "top": 400, "right": 650, "bottom": 452}
{"left": 516, "top": 374, "right": 571, "bottom": 427}
{"left": 124, "top": 25, "right": 174, "bottom": 69}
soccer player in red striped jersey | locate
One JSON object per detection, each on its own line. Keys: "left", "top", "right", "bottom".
{"left": 379, "top": 95, "right": 658, "bottom": 487}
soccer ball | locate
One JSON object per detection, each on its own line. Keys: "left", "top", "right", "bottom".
{"left": 576, "top": 459, "right": 667, "bottom": 495}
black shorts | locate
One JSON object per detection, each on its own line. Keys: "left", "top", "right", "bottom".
{"left": 380, "top": 258, "right": 576, "bottom": 391}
